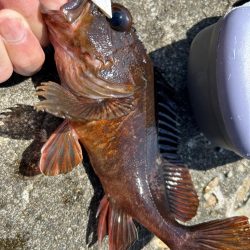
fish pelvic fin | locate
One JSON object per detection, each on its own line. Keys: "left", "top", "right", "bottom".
{"left": 39, "top": 120, "right": 83, "bottom": 176}
{"left": 36, "top": 81, "right": 136, "bottom": 121}
{"left": 97, "top": 195, "right": 138, "bottom": 250}
{"left": 182, "top": 216, "right": 250, "bottom": 250}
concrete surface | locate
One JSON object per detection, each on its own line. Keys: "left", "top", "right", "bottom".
{"left": 0, "top": 0, "right": 250, "bottom": 249}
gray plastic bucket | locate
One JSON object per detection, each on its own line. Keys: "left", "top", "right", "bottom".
{"left": 188, "top": 2, "right": 250, "bottom": 158}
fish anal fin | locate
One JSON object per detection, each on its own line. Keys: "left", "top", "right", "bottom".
{"left": 97, "top": 196, "right": 138, "bottom": 250}
{"left": 163, "top": 162, "right": 199, "bottom": 222}
{"left": 36, "top": 81, "right": 135, "bottom": 121}
{"left": 39, "top": 120, "right": 83, "bottom": 176}
{"left": 185, "top": 216, "right": 250, "bottom": 249}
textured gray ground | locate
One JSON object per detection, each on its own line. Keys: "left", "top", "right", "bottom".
{"left": 0, "top": 0, "right": 250, "bottom": 249}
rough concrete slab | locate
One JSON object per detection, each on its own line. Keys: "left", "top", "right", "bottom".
{"left": 0, "top": 0, "right": 249, "bottom": 249}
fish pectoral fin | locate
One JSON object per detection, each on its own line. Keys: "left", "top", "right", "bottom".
{"left": 39, "top": 120, "right": 83, "bottom": 176}
{"left": 97, "top": 195, "right": 138, "bottom": 250}
{"left": 36, "top": 81, "right": 135, "bottom": 121}
{"left": 163, "top": 161, "right": 199, "bottom": 222}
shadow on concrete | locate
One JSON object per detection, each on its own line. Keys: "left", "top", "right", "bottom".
{"left": 0, "top": 234, "right": 28, "bottom": 250}
{"left": 150, "top": 16, "right": 240, "bottom": 171}
{"left": 31, "top": 46, "right": 60, "bottom": 87}
{"left": 233, "top": 0, "right": 250, "bottom": 7}
{"left": 83, "top": 153, "right": 104, "bottom": 248}
{"left": 0, "top": 104, "right": 62, "bottom": 176}
{"left": 0, "top": 73, "right": 28, "bottom": 88}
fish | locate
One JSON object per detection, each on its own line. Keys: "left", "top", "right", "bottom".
{"left": 36, "top": 0, "right": 250, "bottom": 249}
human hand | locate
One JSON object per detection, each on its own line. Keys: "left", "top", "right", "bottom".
{"left": 0, "top": 0, "right": 67, "bottom": 83}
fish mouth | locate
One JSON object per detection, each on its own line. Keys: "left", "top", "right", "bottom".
{"left": 41, "top": 0, "right": 91, "bottom": 25}
{"left": 41, "top": 0, "right": 92, "bottom": 49}
{"left": 60, "top": 0, "right": 89, "bottom": 23}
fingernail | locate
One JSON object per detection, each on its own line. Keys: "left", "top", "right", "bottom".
{"left": 0, "top": 18, "right": 26, "bottom": 43}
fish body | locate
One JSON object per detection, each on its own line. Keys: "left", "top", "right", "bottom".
{"left": 36, "top": 1, "right": 250, "bottom": 249}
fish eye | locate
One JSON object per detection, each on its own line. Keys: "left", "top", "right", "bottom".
{"left": 108, "top": 4, "right": 132, "bottom": 32}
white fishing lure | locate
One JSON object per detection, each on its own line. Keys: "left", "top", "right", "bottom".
{"left": 91, "top": 0, "right": 112, "bottom": 18}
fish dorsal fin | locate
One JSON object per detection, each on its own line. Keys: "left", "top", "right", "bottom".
{"left": 157, "top": 101, "right": 181, "bottom": 163}
{"left": 163, "top": 161, "right": 199, "bottom": 222}
{"left": 97, "top": 196, "right": 138, "bottom": 250}
{"left": 154, "top": 68, "right": 182, "bottom": 164}
{"left": 39, "top": 120, "right": 83, "bottom": 176}
{"left": 154, "top": 69, "right": 198, "bottom": 221}
{"left": 36, "top": 81, "right": 135, "bottom": 121}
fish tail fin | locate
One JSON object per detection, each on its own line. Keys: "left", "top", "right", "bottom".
{"left": 183, "top": 216, "right": 250, "bottom": 250}
{"left": 97, "top": 195, "right": 138, "bottom": 250}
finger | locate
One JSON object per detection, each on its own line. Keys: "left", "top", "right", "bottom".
{"left": 0, "top": 0, "right": 68, "bottom": 45}
{"left": 0, "top": 39, "right": 13, "bottom": 83}
{"left": 0, "top": 9, "right": 45, "bottom": 76}
{"left": 0, "top": 0, "right": 48, "bottom": 46}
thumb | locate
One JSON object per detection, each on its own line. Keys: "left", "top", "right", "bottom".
{"left": 0, "top": 9, "right": 45, "bottom": 79}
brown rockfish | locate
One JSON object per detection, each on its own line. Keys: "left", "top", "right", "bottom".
{"left": 36, "top": 0, "right": 250, "bottom": 249}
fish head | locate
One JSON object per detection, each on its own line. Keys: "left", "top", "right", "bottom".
{"left": 42, "top": 0, "right": 150, "bottom": 90}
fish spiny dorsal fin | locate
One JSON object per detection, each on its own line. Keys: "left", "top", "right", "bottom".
{"left": 97, "top": 196, "right": 138, "bottom": 250}
{"left": 154, "top": 68, "right": 182, "bottom": 164}
{"left": 163, "top": 161, "right": 199, "bottom": 222}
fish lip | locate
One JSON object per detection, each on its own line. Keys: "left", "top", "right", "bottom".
{"left": 41, "top": 1, "right": 91, "bottom": 42}
{"left": 60, "top": 0, "right": 89, "bottom": 23}
{"left": 39, "top": 0, "right": 86, "bottom": 13}
{"left": 40, "top": 0, "right": 90, "bottom": 24}
{"left": 41, "top": 2, "right": 92, "bottom": 61}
